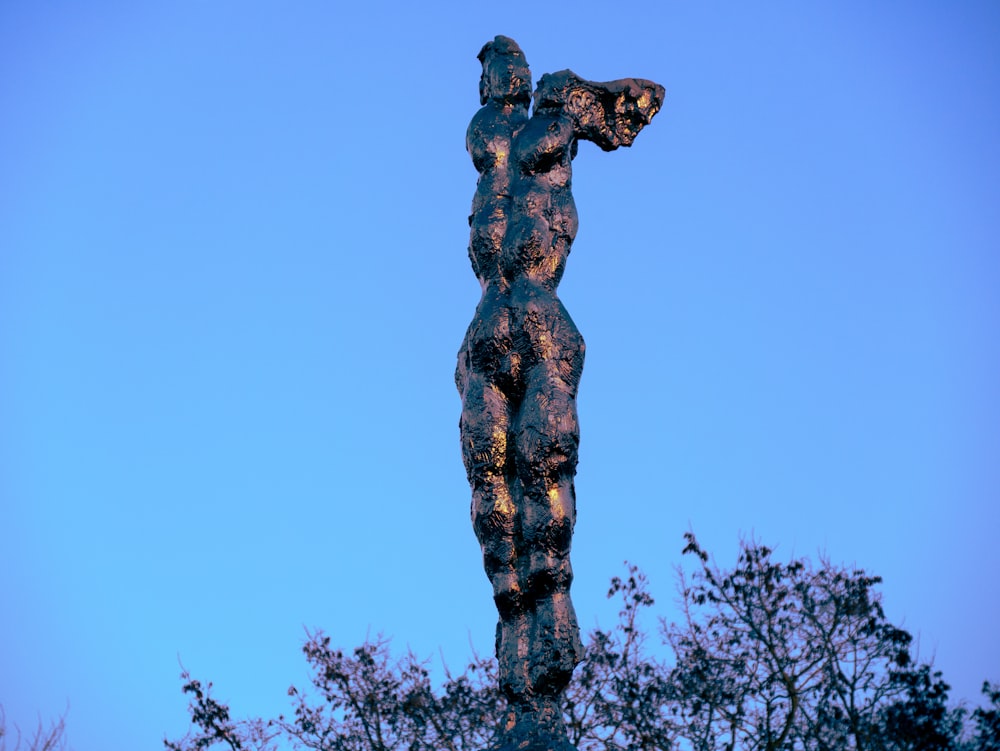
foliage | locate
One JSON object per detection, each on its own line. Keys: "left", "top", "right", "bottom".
{"left": 969, "top": 682, "right": 1000, "bottom": 751}
{"left": 166, "top": 536, "right": 997, "bottom": 751}
{"left": 874, "top": 664, "right": 963, "bottom": 751}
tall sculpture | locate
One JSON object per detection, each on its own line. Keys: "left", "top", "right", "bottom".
{"left": 456, "top": 36, "right": 664, "bottom": 751}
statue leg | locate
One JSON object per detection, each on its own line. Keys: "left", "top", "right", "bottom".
{"left": 517, "top": 370, "right": 577, "bottom": 597}
{"left": 497, "top": 361, "right": 583, "bottom": 723}
{"left": 459, "top": 372, "right": 519, "bottom": 613}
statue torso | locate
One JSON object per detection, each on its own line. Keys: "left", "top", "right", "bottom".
{"left": 467, "top": 103, "right": 579, "bottom": 293}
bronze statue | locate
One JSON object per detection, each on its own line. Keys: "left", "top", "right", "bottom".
{"left": 456, "top": 36, "right": 664, "bottom": 751}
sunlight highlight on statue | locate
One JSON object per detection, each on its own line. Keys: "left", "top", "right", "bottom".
{"left": 456, "top": 36, "right": 664, "bottom": 750}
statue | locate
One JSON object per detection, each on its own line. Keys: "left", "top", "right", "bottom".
{"left": 456, "top": 36, "right": 664, "bottom": 751}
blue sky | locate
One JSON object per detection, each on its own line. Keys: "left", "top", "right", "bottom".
{"left": 2, "top": 3, "right": 998, "bottom": 748}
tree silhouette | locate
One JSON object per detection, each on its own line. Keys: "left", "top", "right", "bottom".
{"left": 665, "top": 533, "right": 971, "bottom": 751}
{"left": 165, "top": 536, "right": 997, "bottom": 751}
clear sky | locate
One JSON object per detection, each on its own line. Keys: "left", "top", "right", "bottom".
{"left": 2, "top": 3, "right": 998, "bottom": 748}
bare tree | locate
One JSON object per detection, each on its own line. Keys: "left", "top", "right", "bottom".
{"left": 0, "top": 706, "right": 69, "bottom": 751}
{"left": 665, "top": 533, "right": 924, "bottom": 751}
{"left": 166, "top": 536, "right": 996, "bottom": 751}
{"left": 564, "top": 565, "right": 675, "bottom": 751}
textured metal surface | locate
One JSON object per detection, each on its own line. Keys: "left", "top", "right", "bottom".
{"left": 456, "top": 36, "right": 663, "bottom": 751}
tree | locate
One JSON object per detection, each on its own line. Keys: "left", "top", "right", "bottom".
{"left": 163, "top": 643, "right": 500, "bottom": 751}
{"left": 163, "top": 669, "right": 278, "bottom": 751}
{"left": 0, "top": 707, "right": 69, "bottom": 751}
{"left": 282, "top": 633, "right": 502, "bottom": 751}
{"left": 166, "top": 536, "right": 994, "bottom": 751}
{"left": 968, "top": 681, "right": 1000, "bottom": 751}
{"left": 873, "top": 664, "right": 964, "bottom": 751}
{"left": 167, "top": 579, "right": 674, "bottom": 751}
{"left": 664, "top": 533, "right": 924, "bottom": 751}
{"left": 564, "top": 566, "right": 674, "bottom": 750}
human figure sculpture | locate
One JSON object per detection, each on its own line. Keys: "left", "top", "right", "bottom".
{"left": 456, "top": 36, "right": 663, "bottom": 750}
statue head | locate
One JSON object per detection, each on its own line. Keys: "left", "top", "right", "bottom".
{"left": 478, "top": 35, "right": 532, "bottom": 106}
{"left": 535, "top": 70, "right": 664, "bottom": 151}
